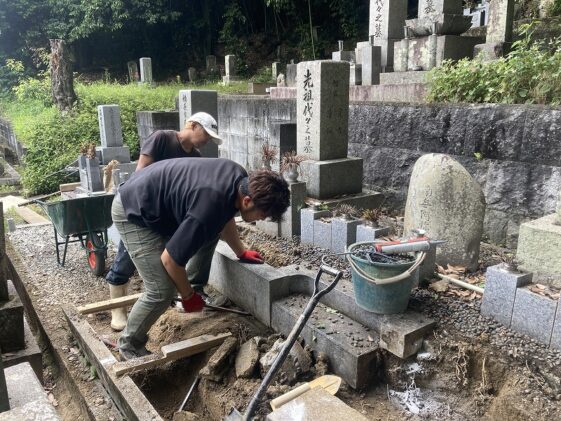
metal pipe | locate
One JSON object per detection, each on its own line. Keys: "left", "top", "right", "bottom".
{"left": 437, "top": 273, "right": 484, "bottom": 294}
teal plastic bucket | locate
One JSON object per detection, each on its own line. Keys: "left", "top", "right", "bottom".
{"left": 347, "top": 241, "right": 418, "bottom": 314}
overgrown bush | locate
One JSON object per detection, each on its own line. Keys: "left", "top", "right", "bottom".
{"left": 428, "top": 24, "right": 561, "bottom": 105}
{"left": 0, "top": 59, "right": 25, "bottom": 99}
{"left": 249, "top": 66, "right": 274, "bottom": 83}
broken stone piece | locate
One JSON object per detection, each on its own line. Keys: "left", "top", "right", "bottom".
{"left": 199, "top": 337, "right": 238, "bottom": 382}
{"left": 259, "top": 339, "right": 312, "bottom": 384}
{"left": 235, "top": 338, "right": 260, "bottom": 378}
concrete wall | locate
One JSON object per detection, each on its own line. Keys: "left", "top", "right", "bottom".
{"left": 217, "top": 96, "right": 561, "bottom": 247}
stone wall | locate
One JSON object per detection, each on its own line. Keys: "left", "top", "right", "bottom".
{"left": 217, "top": 96, "right": 561, "bottom": 247}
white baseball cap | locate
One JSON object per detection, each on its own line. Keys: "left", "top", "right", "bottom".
{"left": 187, "top": 112, "right": 222, "bottom": 145}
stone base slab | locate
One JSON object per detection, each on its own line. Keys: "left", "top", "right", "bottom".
{"left": 305, "top": 190, "right": 384, "bottom": 211}
{"left": 300, "top": 157, "right": 363, "bottom": 200}
{"left": 271, "top": 294, "right": 382, "bottom": 389}
{"left": 474, "top": 42, "right": 511, "bottom": 61}
{"left": 511, "top": 287, "right": 558, "bottom": 346}
{"left": 379, "top": 71, "right": 429, "bottom": 85}
{"left": 99, "top": 146, "right": 131, "bottom": 165}
{"left": 516, "top": 214, "right": 561, "bottom": 287}
{"left": 209, "top": 242, "right": 435, "bottom": 361}
{"left": 0, "top": 281, "right": 24, "bottom": 353}
{"left": 2, "top": 362, "right": 59, "bottom": 420}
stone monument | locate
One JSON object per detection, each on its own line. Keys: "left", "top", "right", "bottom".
{"left": 286, "top": 60, "right": 297, "bottom": 87}
{"left": 474, "top": 0, "right": 515, "bottom": 60}
{"left": 296, "top": 60, "right": 381, "bottom": 208}
{"left": 361, "top": 36, "right": 382, "bottom": 86}
{"left": 394, "top": 0, "right": 483, "bottom": 71}
{"left": 139, "top": 57, "right": 153, "bottom": 84}
{"left": 178, "top": 90, "right": 219, "bottom": 157}
{"left": 223, "top": 55, "right": 239, "bottom": 84}
{"left": 272, "top": 62, "right": 283, "bottom": 80}
{"left": 403, "top": 154, "right": 485, "bottom": 271}
{"left": 369, "top": 0, "right": 408, "bottom": 71}
{"left": 97, "top": 105, "right": 131, "bottom": 165}
{"left": 127, "top": 61, "right": 139, "bottom": 83}
{"left": 332, "top": 40, "right": 355, "bottom": 62}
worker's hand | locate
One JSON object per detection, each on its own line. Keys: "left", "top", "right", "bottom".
{"left": 181, "top": 292, "right": 205, "bottom": 313}
{"left": 237, "top": 250, "right": 264, "bottom": 264}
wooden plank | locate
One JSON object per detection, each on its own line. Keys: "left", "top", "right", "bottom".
{"left": 59, "top": 182, "right": 81, "bottom": 192}
{"left": 15, "top": 206, "right": 49, "bottom": 224}
{"left": 77, "top": 293, "right": 143, "bottom": 315}
{"left": 113, "top": 332, "right": 232, "bottom": 377}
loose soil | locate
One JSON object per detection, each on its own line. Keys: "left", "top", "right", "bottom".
{"left": 7, "top": 222, "right": 561, "bottom": 420}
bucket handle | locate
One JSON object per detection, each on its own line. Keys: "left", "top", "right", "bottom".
{"left": 346, "top": 243, "right": 427, "bottom": 286}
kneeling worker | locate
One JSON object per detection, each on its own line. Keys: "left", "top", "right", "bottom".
{"left": 112, "top": 157, "right": 290, "bottom": 360}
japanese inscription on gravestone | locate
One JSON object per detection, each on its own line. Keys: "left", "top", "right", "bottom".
{"left": 302, "top": 69, "right": 314, "bottom": 155}
{"left": 372, "top": 0, "right": 383, "bottom": 38}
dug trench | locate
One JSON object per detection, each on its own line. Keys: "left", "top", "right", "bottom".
{"left": 7, "top": 223, "right": 561, "bottom": 420}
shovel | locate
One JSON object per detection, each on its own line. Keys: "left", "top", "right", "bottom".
{"left": 269, "top": 374, "right": 342, "bottom": 410}
{"left": 225, "top": 264, "right": 343, "bottom": 421}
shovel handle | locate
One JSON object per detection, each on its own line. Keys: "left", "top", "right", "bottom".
{"left": 270, "top": 383, "right": 311, "bottom": 410}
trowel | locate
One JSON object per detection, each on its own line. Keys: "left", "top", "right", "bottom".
{"left": 225, "top": 264, "right": 343, "bottom": 421}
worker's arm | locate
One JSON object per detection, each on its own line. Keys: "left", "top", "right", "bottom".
{"left": 221, "top": 218, "right": 264, "bottom": 263}
{"left": 161, "top": 249, "right": 204, "bottom": 312}
{"left": 161, "top": 249, "right": 194, "bottom": 298}
{"left": 136, "top": 154, "right": 154, "bottom": 170}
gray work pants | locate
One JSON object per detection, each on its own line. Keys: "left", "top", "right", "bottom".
{"left": 112, "top": 194, "right": 218, "bottom": 353}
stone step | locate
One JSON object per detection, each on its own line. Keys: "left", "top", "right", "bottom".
{"left": 0, "top": 281, "right": 24, "bottom": 353}
{"left": 0, "top": 362, "right": 59, "bottom": 420}
{"left": 271, "top": 294, "right": 382, "bottom": 389}
{"left": 2, "top": 314, "right": 43, "bottom": 384}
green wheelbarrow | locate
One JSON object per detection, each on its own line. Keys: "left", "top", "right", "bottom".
{"left": 32, "top": 194, "right": 115, "bottom": 276}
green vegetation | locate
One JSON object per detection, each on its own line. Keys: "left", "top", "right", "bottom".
{"left": 428, "top": 24, "right": 561, "bottom": 105}
{"left": 0, "top": 78, "right": 248, "bottom": 196}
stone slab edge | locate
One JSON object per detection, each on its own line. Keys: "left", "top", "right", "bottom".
{"left": 2, "top": 311, "right": 42, "bottom": 383}
{"left": 5, "top": 243, "right": 122, "bottom": 420}
{"left": 62, "top": 306, "right": 162, "bottom": 421}
{"left": 210, "top": 243, "right": 435, "bottom": 358}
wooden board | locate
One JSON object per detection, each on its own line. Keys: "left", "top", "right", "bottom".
{"left": 77, "top": 293, "right": 143, "bottom": 315}
{"left": 113, "top": 333, "right": 232, "bottom": 376}
{"left": 59, "top": 182, "right": 81, "bottom": 192}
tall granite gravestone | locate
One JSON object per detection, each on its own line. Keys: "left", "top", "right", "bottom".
{"left": 188, "top": 67, "right": 197, "bottom": 82}
{"left": 97, "top": 105, "right": 131, "bottom": 165}
{"left": 178, "top": 90, "right": 219, "bottom": 157}
{"left": 127, "top": 61, "right": 139, "bottom": 83}
{"left": 394, "top": 0, "right": 481, "bottom": 71}
{"left": 272, "top": 62, "right": 282, "bottom": 80}
{"left": 223, "top": 55, "right": 238, "bottom": 84}
{"left": 474, "top": 0, "right": 515, "bottom": 60}
{"left": 286, "top": 61, "right": 297, "bottom": 87}
{"left": 139, "top": 57, "right": 153, "bottom": 84}
{"left": 403, "top": 154, "right": 485, "bottom": 271}
{"left": 369, "top": 0, "right": 408, "bottom": 71}
{"left": 361, "top": 37, "right": 382, "bottom": 85}
{"left": 296, "top": 61, "right": 378, "bottom": 206}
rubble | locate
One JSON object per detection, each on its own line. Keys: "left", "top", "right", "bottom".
{"left": 259, "top": 338, "right": 311, "bottom": 384}
{"left": 235, "top": 338, "right": 260, "bottom": 378}
{"left": 199, "top": 337, "right": 238, "bottom": 382}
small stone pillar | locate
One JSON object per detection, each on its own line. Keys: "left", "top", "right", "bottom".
{"left": 272, "top": 62, "right": 282, "bottom": 80}
{"left": 223, "top": 55, "right": 238, "bottom": 84}
{"left": 139, "top": 57, "right": 153, "bottom": 84}
{"left": 361, "top": 36, "right": 381, "bottom": 85}
{"left": 127, "top": 61, "right": 139, "bottom": 83}
{"left": 178, "top": 90, "right": 219, "bottom": 157}
{"left": 188, "top": 67, "right": 197, "bottom": 82}
{"left": 286, "top": 60, "right": 297, "bottom": 87}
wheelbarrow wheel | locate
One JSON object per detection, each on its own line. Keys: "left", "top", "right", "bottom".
{"left": 86, "top": 237, "right": 106, "bottom": 277}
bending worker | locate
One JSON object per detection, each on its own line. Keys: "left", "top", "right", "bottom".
{"left": 107, "top": 112, "right": 264, "bottom": 331}
{"left": 112, "top": 158, "right": 290, "bottom": 360}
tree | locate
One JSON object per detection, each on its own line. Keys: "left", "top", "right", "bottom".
{"left": 49, "top": 39, "right": 76, "bottom": 111}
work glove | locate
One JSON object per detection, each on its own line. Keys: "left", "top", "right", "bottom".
{"left": 237, "top": 250, "right": 264, "bottom": 264}
{"left": 181, "top": 292, "right": 205, "bottom": 313}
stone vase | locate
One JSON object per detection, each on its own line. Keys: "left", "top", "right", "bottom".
{"left": 284, "top": 164, "right": 299, "bottom": 182}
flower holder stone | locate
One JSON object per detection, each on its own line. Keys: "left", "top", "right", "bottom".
{"left": 356, "top": 223, "right": 390, "bottom": 242}
{"left": 331, "top": 217, "right": 361, "bottom": 256}
{"left": 480, "top": 264, "right": 533, "bottom": 328}
{"left": 300, "top": 208, "right": 331, "bottom": 245}
{"left": 313, "top": 216, "right": 333, "bottom": 250}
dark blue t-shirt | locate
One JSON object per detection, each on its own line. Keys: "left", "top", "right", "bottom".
{"left": 119, "top": 158, "right": 247, "bottom": 266}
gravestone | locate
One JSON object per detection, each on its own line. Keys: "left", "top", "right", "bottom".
{"left": 206, "top": 55, "right": 217, "bottom": 72}
{"left": 286, "top": 61, "right": 297, "bottom": 87}
{"left": 361, "top": 42, "right": 381, "bottom": 85}
{"left": 86, "top": 157, "right": 104, "bottom": 192}
{"left": 474, "top": 0, "right": 514, "bottom": 60}
{"left": 178, "top": 90, "right": 219, "bottom": 157}
{"left": 139, "top": 57, "right": 153, "bottom": 84}
{"left": 350, "top": 64, "right": 362, "bottom": 86}
{"left": 223, "top": 55, "right": 238, "bottom": 84}
{"left": 418, "top": 0, "right": 463, "bottom": 18}
{"left": 296, "top": 60, "right": 363, "bottom": 200}
{"left": 188, "top": 67, "right": 197, "bottom": 82}
{"left": 127, "top": 61, "right": 139, "bottom": 83}
{"left": 332, "top": 40, "right": 355, "bottom": 62}
{"left": 272, "top": 62, "right": 282, "bottom": 80}
{"left": 369, "top": 0, "right": 408, "bottom": 70}
{"left": 403, "top": 154, "right": 485, "bottom": 271}
{"left": 97, "top": 105, "right": 131, "bottom": 164}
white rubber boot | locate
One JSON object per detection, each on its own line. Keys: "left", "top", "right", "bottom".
{"left": 109, "top": 283, "right": 128, "bottom": 331}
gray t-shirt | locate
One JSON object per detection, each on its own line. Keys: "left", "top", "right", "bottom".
{"left": 141, "top": 130, "right": 201, "bottom": 161}
{"left": 119, "top": 158, "right": 247, "bottom": 266}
